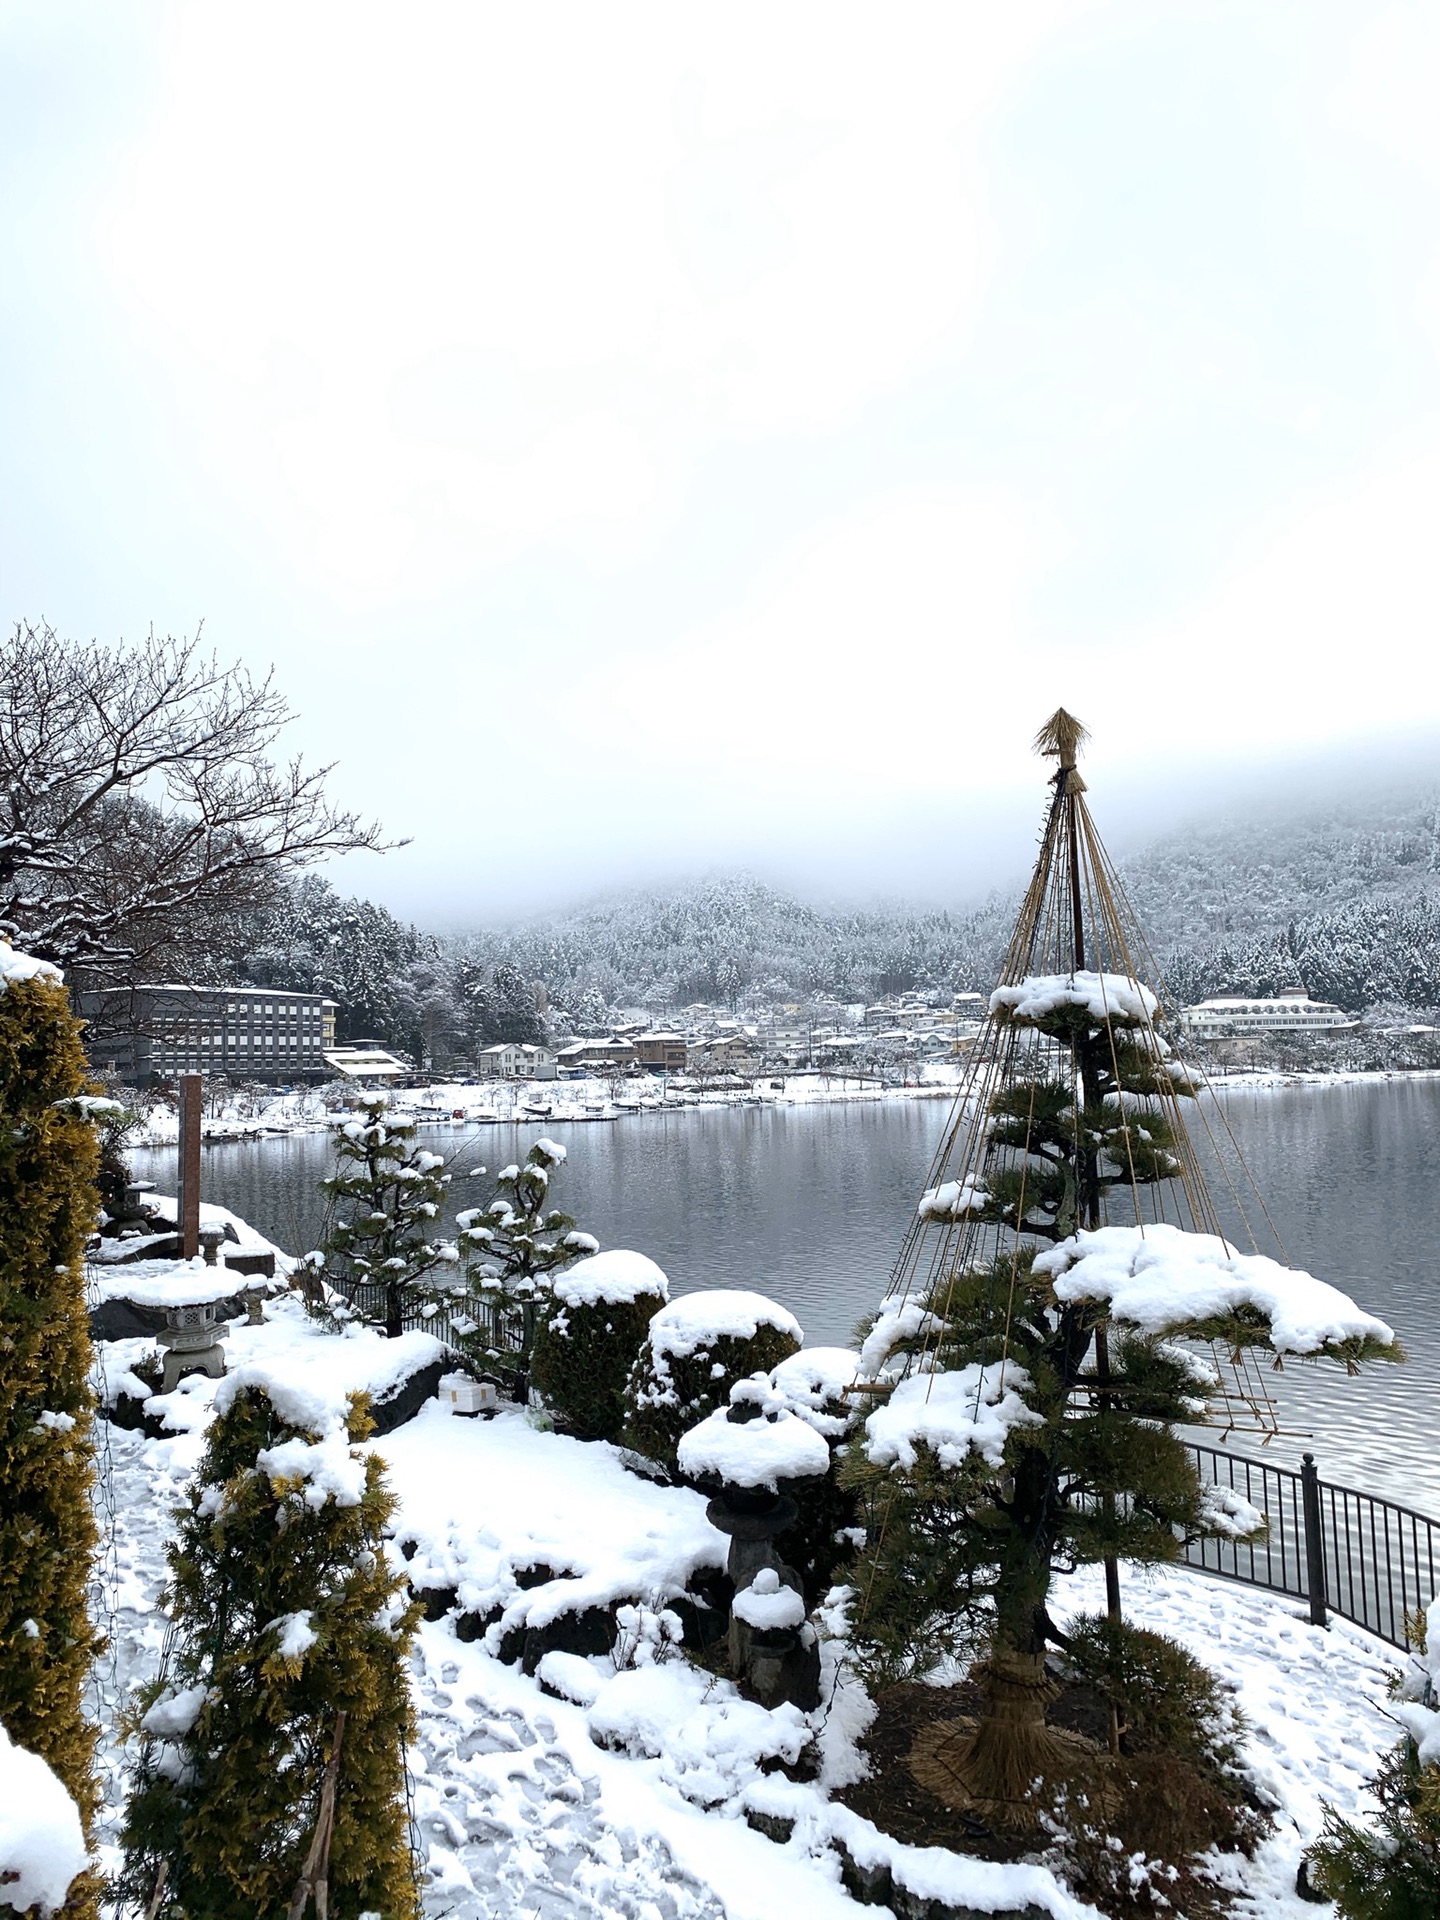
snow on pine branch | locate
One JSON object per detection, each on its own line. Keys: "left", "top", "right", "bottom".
{"left": 918, "top": 1177, "right": 990, "bottom": 1222}
{"left": 864, "top": 1363, "right": 1044, "bottom": 1472}
{"left": 1032, "top": 1223, "right": 1396, "bottom": 1357}
{"left": 990, "top": 970, "right": 1158, "bottom": 1027}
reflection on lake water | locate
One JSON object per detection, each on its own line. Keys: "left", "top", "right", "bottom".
{"left": 130, "top": 1078, "right": 1440, "bottom": 1512}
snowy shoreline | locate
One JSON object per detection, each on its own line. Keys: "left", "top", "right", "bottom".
{"left": 126, "top": 1060, "right": 1440, "bottom": 1149}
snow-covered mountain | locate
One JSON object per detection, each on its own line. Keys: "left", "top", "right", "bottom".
{"left": 458, "top": 777, "right": 1440, "bottom": 1017}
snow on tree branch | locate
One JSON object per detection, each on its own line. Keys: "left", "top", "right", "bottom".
{"left": 1032, "top": 1222, "right": 1397, "bottom": 1359}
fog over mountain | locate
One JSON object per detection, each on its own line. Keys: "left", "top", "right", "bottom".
{"left": 440, "top": 763, "right": 1440, "bottom": 1017}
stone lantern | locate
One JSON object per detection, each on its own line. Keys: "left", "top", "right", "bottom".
{"left": 677, "top": 1376, "right": 831, "bottom": 1710}
{"left": 157, "top": 1299, "right": 230, "bottom": 1393}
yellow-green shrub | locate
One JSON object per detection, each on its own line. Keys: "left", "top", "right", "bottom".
{"left": 0, "top": 957, "right": 102, "bottom": 1915}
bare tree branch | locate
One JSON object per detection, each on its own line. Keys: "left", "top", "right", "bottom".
{"left": 1, "top": 619, "right": 399, "bottom": 978}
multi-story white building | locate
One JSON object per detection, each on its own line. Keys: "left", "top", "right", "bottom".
{"left": 1179, "top": 988, "right": 1356, "bottom": 1039}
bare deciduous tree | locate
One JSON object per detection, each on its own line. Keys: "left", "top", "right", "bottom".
{"left": 0, "top": 619, "right": 393, "bottom": 979}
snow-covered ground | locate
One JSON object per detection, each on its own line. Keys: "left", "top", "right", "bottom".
{"left": 125, "top": 1068, "right": 968, "bottom": 1146}
{"left": 83, "top": 1269, "right": 1409, "bottom": 1920}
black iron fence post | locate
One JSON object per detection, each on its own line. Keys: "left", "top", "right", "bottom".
{"left": 1301, "top": 1452, "right": 1329, "bottom": 1628}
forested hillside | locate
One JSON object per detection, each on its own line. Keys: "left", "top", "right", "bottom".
{"left": 458, "top": 777, "right": 1440, "bottom": 1018}
{"left": 452, "top": 876, "right": 1002, "bottom": 1015}
{"left": 1123, "top": 782, "right": 1440, "bottom": 1012}
{"left": 222, "top": 777, "right": 1440, "bottom": 1049}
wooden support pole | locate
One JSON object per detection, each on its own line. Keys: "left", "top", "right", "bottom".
{"left": 287, "top": 1710, "right": 347, "bottom": 1920}
{"left": 177, "top": 1072, "right": 202, "bottom": 1260}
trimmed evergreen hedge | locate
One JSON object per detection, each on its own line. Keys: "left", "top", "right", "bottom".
{"left": 531, "top": 1250, "right": 668, "bottom": 1443}
{"left": 622, "top": 1289, "right": 802, "bottom": 1473}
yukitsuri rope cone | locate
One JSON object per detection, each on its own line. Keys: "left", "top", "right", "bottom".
{"left": 843, "top": 710, "right": 1397, "bottom": 1831}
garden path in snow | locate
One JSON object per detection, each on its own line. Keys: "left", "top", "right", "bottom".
{"left": 86, "top": 1305, "right": 1407, "bottom": 1920}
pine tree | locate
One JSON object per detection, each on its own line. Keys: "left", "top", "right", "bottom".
{"left": 1305, "top": 1600, "right": 1440, "bottom": 1917}
{"left": 0, "top": 949, "right": 105, "bottom": 1917}
{"left": 117, "top": 1383, "right": 421, "bottom": 1919}
{"left": 842, "top": 713, "right": 1398, "bottom": 1823}
{"left": 453, "top": 1138, "right": 594, "bottom": 1392}
{"left": 305, "top": 1093, "right": 455, "bottom": 1337}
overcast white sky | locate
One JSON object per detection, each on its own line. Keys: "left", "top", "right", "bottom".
{"left": 3, "top": 2, "right": 1439, "bottom": 922}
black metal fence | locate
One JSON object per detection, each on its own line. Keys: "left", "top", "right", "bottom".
{"left": 1182, "top": 1442, "right": 1440, "bottom": 1649}
{"left": 329, "top": 1281, "right": 528, "bottom": 1362}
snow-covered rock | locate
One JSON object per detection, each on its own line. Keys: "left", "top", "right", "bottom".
{"left": 0, "top": 1721, "right": 88, "bottom": 1915}
{"left": 1032, "top": 1222, "right": 1396, "bottom": 1355}
{"left": 211, "top": 1309, "right": 448, "bottom": 1436}
{"left": 864, "top": 1363, "right": 1043, "bottom": 1472}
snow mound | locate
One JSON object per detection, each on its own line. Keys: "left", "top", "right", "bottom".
{"left": 990, "top": 969, "right": 1158, "bottom": 1027}
{"left": 381, "top": 1404, "right": 725, "bottom": 1637}
{"left": 864, "top": 1364, "right": 1043, "bottom": 1472}
{"left": 647, "top": 1290, "right": 801, "bottom": 1361}
{"left": 732, "top": 1568, "right": 806, "bottom": 1631}
{"left": 552, "top": 1249, "right": 669, "bottom": 1309}
{"left": 1033, "top": 1223, "right": 1396, "bottom": 1355}
{"left": 677, "top": 1405, "right": 830, "bottom": 1490}
{"left": 212, "top": 1312, "right": 446, "bottom": 1435}
{"left": 587, "top": 1661, "right": 809, "bottom": 1789}
{"left": 0, "top": 941, "right": 63, "bottom": 990}
{"left": 0, "top": 1720, "right": 88, "bottom": 1915}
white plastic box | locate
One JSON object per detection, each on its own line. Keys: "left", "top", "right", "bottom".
{"left": 437, "top": 1372, "right": 498, "bottom": 1417}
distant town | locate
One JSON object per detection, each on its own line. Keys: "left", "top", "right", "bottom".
{"left": 79, "top": 977, "right": 1433, "bottom": 1093}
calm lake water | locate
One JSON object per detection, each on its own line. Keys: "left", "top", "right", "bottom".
{"left": 130, "top": 1079, "right": 1440, "bottom": 1512}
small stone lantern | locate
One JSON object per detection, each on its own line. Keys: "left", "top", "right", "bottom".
{"left": 677, "top": 1378, "right": 831, "bottom": 1710}
{"left": 157, "top": 1296, "right": 231, "bottom": 1392}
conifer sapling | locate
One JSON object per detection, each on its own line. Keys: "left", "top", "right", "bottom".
{"left": 117, "top": 1380, "right": 421, "bottom": 1919}
{"left": 305, "top": 1092, "right": 455, "bottom": 1337}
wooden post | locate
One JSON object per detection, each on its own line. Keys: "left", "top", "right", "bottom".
{"left": 1301, "top": 1452, "right": 1329, "bottom": 1628}
{"left": 177, "top": 1072, "right": 202, "bottom": 1260}
{"left": 287, "top": 1710, "right": 347, "bottom": 1920}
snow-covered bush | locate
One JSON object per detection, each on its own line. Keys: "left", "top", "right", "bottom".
{"left": 454, "top": 1138, "right": 596, "bottom": 1394}
{"left": 530, "top": 1250, "right": 668, "bottom": 1442}
{"left": 621, "top": 1290, "right": 802, "bottom": 1473}
{"left": 1306, "top": 1595, "right": 1440, "bottom": 1917}
{"left": 0, "top": 945, "right": 102, "bottom": 1914}
{"left": 116, "top": 1379, "right": 421, "bottom": 1918}
{"left": 305, "top": 1091, "right": 454, "bottom": 1338}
